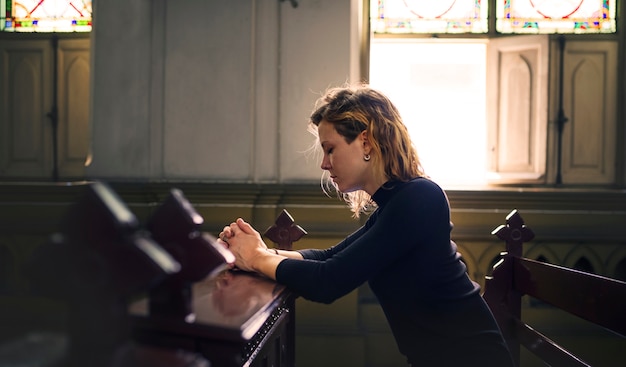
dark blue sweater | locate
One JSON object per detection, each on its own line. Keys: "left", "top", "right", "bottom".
{"left": 276, "top": 178, "right": 513, "bottom": 366}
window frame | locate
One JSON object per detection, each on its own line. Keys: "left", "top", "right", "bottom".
{"left": 364, "top": 0, "right": 623, "bottom": 188}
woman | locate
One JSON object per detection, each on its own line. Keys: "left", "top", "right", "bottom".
{"left": 218, "top": 85, "right": 514, "bottom": 366}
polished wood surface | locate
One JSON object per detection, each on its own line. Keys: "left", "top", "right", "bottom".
{"left": 131, "top": 206, "right": 302, "bottom": 367}
{"left": 131, "top": 271, "right": 288, "bottom": 341}
{"left": 131, "top": 266, "right": 295, "bottom": 367}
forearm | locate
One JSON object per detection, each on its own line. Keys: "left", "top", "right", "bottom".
{"left": 251, "top": 249, "right": 303, "bottom": 280}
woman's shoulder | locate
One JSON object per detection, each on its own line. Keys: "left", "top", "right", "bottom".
{"left": 403, "top": 177, "right": 445, "bottom": 195}
{"left": 375, "top": 177, "right": 450, "bottom": 220}
{"left": 393, "top": 177, "right": 449, "bottom": 207}
{"left": 374, "top": 177, "right": 446, "bottom": 207}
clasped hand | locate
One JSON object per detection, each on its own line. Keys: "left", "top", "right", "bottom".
{"left": 217, "top": 218, "right": 269, "bottom": 272}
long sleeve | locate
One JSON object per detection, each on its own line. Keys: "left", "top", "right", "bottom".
{"left": 276, "top": 178, "right": 459, "bottom": 303}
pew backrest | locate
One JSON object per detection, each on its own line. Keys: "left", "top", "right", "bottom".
{"left": 483, "top": 209, "right": 626, "bottom": 367}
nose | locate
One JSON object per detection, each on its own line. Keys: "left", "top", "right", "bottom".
{"left": 320, "top": 155, "right": 331, "bottom": 170}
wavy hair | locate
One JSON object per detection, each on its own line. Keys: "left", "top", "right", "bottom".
{"left": 308, "top": 84, "right": 425, "bottom": 218}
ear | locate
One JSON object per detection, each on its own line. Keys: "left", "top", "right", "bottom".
{"left": 360, "top": 130, "right": 372, "bottom": 155}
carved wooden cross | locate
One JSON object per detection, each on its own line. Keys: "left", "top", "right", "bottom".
{"left": 263, "top": 209, "right": 307, "bottom": 250}
{"left": 491, "top": 209, "right": 535, "bottom": 258}
{"left": 485, "top": 210, "right": 536, "bottom": 364}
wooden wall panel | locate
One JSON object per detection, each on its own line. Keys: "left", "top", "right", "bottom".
{"left": 0, "top": 41, "right": 51, "bottom": 178}
{"left": 487, "top": 35, "right": 549, "bottom": 183}
{"left": 498, "top": 50, "right": 533, "bottom": 171}
{"left": 58, "top": 39, "right": 90, "bottom": 178}
{"left": 561, "top": 41, "right": 618, "bottom": 184}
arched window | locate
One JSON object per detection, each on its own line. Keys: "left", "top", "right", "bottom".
{"left": 498, "top": 0, "right": 616, "bottom": 34}
{"left": 1, "top": 0, "right": 92, "bottom": 32}
{"left": 372, "top": 0, "right": 616, "bottom": 35}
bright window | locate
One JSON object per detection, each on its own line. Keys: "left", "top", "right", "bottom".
{"left": 369, "top": 0, "right": 618, "bottom": 187}
{"left": 1, "top": 0, "right": 92, "bottom": 32}
{"left": 369, "top": 39, "right": 488, "bottom": 187}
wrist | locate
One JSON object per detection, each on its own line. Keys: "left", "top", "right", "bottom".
{"left": 251, "top": 247, "right": 275, "bottom": 274}
{"left": 267, "top": 247, "right": 279, "bottom": 255}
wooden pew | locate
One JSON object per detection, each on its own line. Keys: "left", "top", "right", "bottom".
{"left": 1, "top": 182, "right": 302, "bottom": 367}
{"left": 8, "top": 181, "right": 210, "bottom": 367}
{"left": 483, "top": 209, "right": 626, "bottom": 367}
{"left": 130, "top": 200, "right": 303, "bottom": 367}
{"left": 144, "top": 188, "right": 236, "bottom": 322}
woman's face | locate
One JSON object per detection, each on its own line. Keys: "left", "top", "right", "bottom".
{"left": 318, "top": 120, "right": 373, "bottom": 194}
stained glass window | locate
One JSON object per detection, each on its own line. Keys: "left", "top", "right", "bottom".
{"left": 371, "top": 0, "right": 489, "bottom": 34}
{"left": 372, "top": 1, "right": 617, "bottom": 35}
{"left": 497, "top": 0, "right": 617, "bottom": 34}
{"left": 1, "top": 0, "right": 92, "bottom": 32}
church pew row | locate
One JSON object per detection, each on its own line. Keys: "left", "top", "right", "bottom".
{"left": 0, "top": 181, "right": 298, "bottom": 367}
{"left": 483, "top": 210, "right": 626, "bottom": 367}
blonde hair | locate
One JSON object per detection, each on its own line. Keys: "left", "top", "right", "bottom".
{"left": 309, "top": 84, "right": 425, "bottom": 218}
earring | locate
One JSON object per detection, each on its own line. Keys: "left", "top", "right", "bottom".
{"left": 363, "top": 154, "right": 371, "bottom": 161}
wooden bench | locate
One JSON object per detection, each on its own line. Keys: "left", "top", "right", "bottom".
{"left": 483, "top": 209, "right": 626, "bottom": 367}
{"left": 132, "top": 202, "right": 302, "bottom": 367}
{"left": 3, "top": 182, "right": 300, "bottom": 367}
{"left": 9, "top": 182, "right": 209, "bottom": 367}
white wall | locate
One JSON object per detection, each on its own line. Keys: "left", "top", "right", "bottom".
{"left": 87, "top": 0, "right": 362, "bottom": 182}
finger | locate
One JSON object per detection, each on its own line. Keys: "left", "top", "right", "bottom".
{"left": 222, "top": 226, "right": 233, "bottom": 237}
{"left": 216, "top": 238, "right": 229, "bottom": 249}
{"left": 235, "top": 218, "right": 257, "bottom": 235}
{"left": 228, "top": 221, "right": 239, "bottom": 233}
{"left": 218, "top": 231, "right": 230, "bottom": 243}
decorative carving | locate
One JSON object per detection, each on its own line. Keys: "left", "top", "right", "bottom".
{"left": 263, "top": 209, "right": 307, "bottom": 250}
{"left": 491, "top": 209, "right": 535, "bottom": 257}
